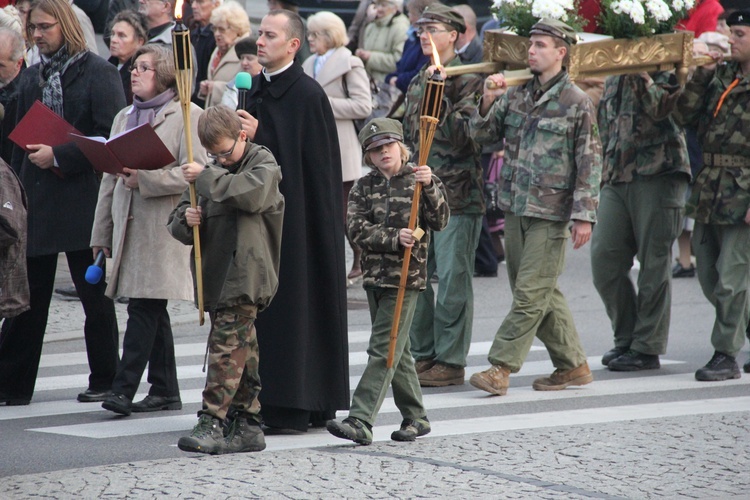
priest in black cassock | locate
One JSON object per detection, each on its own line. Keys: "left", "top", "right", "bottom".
{"left": 237, "top": 9, "right": 350, "bottom": 432}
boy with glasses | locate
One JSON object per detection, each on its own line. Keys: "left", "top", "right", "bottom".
{"left": 169, "top": 105, "right": 285, "bottom": 454}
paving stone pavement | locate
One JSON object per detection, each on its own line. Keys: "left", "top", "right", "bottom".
{"left": 3, "top": 413, "right": 748, "bottom": 499}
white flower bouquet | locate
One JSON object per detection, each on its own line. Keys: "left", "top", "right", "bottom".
{"left": 598, "top": 0, "right": 695, "bottom": 38}
{"left": 491, "top": 0, "right": 585, "bottom": 38}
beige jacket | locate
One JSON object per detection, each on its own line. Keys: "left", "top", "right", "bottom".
{"left": 362, "top": 12, "right": 409, "bottom": 83}
{"left": 205, "top": 43, "right": 242, "bottom": 108}
{"left": 91, "top": 98, "right": 208, "bottom": 300}
{"left": 303, "top": 47, "right": 372, "bottom": 183}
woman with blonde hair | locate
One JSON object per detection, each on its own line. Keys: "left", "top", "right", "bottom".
{"left": 303, "top": 11, "right": 372, "bottom": 281}
{"left": 198, "top": 0, "right": 250, "bottom": 108}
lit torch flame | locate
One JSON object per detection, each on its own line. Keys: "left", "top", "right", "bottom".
{"left": 428, "top": 33, "right": 441, "bottom": 70}
{"left": 174, "top": 0, "right": 183, "bottom": 20}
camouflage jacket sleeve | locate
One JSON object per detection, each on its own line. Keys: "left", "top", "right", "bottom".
{"left": 571, "top": 96, "right": 602, "bottom": 222}
{"left": 438, "top": 69, "right": 485, "bottom": 158}
{"left": 419, "top": 175, "right": 450, "bottom": 232}
{"left": 674, "top": 67, "right": 714, "bottom": 128}
{"left": 347, "top": 177, "right": 401, "bottom": 253}
{"left": 469, "top": 93, "right": 511, "bottom": 146}
{"left": 637, "top": 72, "right": 683, "bottom": 122}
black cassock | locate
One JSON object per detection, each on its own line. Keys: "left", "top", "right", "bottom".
{"left": 244, "top": 63, "right": 350, "bottom": 430}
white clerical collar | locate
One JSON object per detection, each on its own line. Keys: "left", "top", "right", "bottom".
{"left": 263, "top": 60, "right": 294, "bottom": 81}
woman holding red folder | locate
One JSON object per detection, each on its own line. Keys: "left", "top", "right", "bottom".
{"left": 91, "top": 43, "right": 207, "bottom": 416}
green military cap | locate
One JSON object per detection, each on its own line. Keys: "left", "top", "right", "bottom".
{"left": 359, "top": 118, "right": 404, "bottom": 152}
{"left": 529, "top": 18, "right": 579, "bottom": 45}
{"left": 416, "top": 4, "right": 466, "bottom": 34}
{"left": 726, "top": 10, "right": 750, "bottom": 27}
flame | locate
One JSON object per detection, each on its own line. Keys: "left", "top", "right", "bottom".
{"left": 174, "top": 0, "right": 183, "bottom": 20}
{"left": 428, "top": 33, "right": 441, "bottom": 69}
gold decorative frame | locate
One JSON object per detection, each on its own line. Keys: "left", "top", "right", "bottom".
{"left": 481, "top": 31, "right": 695, "bottom": 84}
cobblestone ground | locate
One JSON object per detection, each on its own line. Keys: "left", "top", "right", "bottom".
{"left": 4, "top": 413, "right": 748, "bottom": 499}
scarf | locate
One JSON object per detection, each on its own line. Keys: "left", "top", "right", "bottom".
{"left": 40, "top": 46, "right": 87, "bottom": 116}
{"left": 126, "top": 89, "right": 176, "bottom": 130}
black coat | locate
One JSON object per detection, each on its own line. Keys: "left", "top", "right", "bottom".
{"left": 243, "top": 63, "right": 350, "bottom": 416}
{"left": 0, "top": 72, "right": 21, "bottom": 165}
{"left": 12, "top": 52, "right": 126, "bottom": 257}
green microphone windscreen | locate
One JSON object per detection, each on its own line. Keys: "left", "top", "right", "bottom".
{"left": 235, "top": 72, "right": 253, "bottom": 90}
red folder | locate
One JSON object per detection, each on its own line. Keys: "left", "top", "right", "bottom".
{"left": 70, "top": 123, "right": 176, "bottom": 175}
{"left": 9, "top": 100, "right": 82, "bottom": 179}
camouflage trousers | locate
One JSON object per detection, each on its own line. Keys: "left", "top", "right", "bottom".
{"left": 201, "top": 305, "right": 261, "bottom": 423}
{"left": 489, "top": 215, "right": 587, "bottom": 372}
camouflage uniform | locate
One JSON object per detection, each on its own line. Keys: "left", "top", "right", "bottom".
{"left": 168, "top": 143, "right": 284, "bottom": 422}
{"left": 469, "top": 70, "right": 602, "bottom": 372}
{"left": 674, "top": 63, "right": 750, "bottom": 357}
{"left": 591, "top": 73, "right": 691, "bottom": 357}
{"left": 403, "top": 57, "right": 485, "bottom": 369}
{"left": 347, "top": 162, "right": 450, "bottom": 425}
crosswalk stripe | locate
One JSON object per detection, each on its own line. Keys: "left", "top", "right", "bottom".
{"left": 16, "top": 367, "right": 741, "bottom": 427}
{"left": 27, "top": 396, "right": 750, "bottom": 444}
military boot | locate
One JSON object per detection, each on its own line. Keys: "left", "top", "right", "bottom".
{"left": 326, "top": 417, "right": 373, "bottom": 445}
{"left": 469, "top": 364, "right": 510, "bottom": 395}
{"left": 533, "top": 362, "right": 593, "bottom": 391}
{"left": 224, "top": 417, "right": 266, "bottom": 453}
{"left": 178, "top": 414, "right": 227, "bottom": 454}
{"left": 391, "top": 417, "right": 431, "bottom": 442}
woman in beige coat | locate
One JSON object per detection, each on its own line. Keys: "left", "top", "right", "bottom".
{"left": 91, "top": 44, "right": 207, "bottom": 417}
{"left": 303, "top": 11, "right": 372, "bottom": 280}
{"left": 198, "top": 1, "right": 251, "bottom": 108}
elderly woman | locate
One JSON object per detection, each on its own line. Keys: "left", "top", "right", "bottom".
{"left": 221, "top": 37, "right": 262, "bottom": 109}
{"left": 92, "top": 44, "right": 208, "bottom": 416}
{"left": 198, "top": 0, "right": 250, "bottom": 108}
{"left": 108, "top": 10, "right": 147, "bottom": 105}
{"left": 303, "top": 11, "right": 372, "bottom": 281}
{"left": 355, "top": 0, "right": 409, "bottom": 83}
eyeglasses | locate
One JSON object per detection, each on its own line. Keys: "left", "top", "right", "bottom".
{"left": 416, "top": 27, "right": 450, "bottom": 36}
{"left": 307, "top": 31, "right": 325, "bottom": 39}
{"left": 206, "top": 133, "right": 241, "bottom": 160}
{"left": 130, "top": 62, "right": 156, "bottom": 73}
{"left": 28, "top": 21, "right": 58, "bottom": 33}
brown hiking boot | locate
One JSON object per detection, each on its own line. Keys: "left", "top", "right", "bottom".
{"left": 418, "top": 362, "right": 464, "bottom": 387}
{"left": 532, "top": 362, "right": 593, "bottom": 391}
{"left": 469, "top": 364, "right": 511, "bottom": 395}
{"left": 414, "top": 358, "right": 436, "bottom": 374}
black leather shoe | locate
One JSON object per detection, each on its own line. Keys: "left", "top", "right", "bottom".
{"left": 473, "top": 270, "right": 498, "bottom": 278}
{"left": 131, "top": 395, "right": 182, "bottom": 412}
{"left": 695, "top": 352, "right": 741, "bottom": 381}
{"left": 261, "top": 424, "right": 306, "bottom": 435}
{"left": 744, "top": 358, "right": 750, "bottom": 374}
{"left": 608, "top": 350, "right": 660, "bottom": 371}
{"left": 77, "top": 389, "right": 111, "bottom": 403}
{"left": 102, "top": 393, "right": 132, "bottom": 416}
{"left": 0, "top": 394, "right": 30, "bottom": 406}
{"left": 601, "top": 346, "right": 629, "bottom": 366}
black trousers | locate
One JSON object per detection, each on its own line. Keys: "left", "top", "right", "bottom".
{"left": 111, "top": 298, "right": 179, "bottom": 400}
{"left": 475, "top": 152, "right": 500, "bottom": 275}
{"left": 0, "top": 250, "right": 119, "bottom": 400}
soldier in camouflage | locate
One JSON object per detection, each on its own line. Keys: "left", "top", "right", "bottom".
{"left": 402, "top": 4, "right": 485, "bottom": 387}
{"left": 674, "top": 10, "right": 750, "bottom": 380}
{"left": 591, "top": 72, "right": 691, "bottom": 372}
{"left": 326, "top": 118, "right": 449, "bottom": 446}
{"left": 168, "top": 106, "right": 285, "bottom": 454}
{"left": 468, "top": 19, "right": 601, "bottom": 396}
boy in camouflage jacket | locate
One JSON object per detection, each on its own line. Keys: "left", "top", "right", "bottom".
{"left": 168, "top": 106, "right": 285, "bottom": 454}
{"left": 326, "top": 117, "right": 449, "bottom": 445}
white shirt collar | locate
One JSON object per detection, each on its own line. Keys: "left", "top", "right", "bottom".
{"left": 262, "top": 60, "right": 294, "bottom": 81}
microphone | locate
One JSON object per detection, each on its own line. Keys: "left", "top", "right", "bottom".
{"left": 235, "top": 71, "right": 252, "bottom": 110}
{"left": 85, "top": 250, "right": 106, "bottom": 284}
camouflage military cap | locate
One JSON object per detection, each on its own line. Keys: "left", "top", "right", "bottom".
{"left": 359, "top": 118, "right": 404, "bottom": 151}
{"left": 416, "top": 4, "right": 466, "bottom": 34}
{"left": 530, "top": 18, "right": 578, "bottom": 45}
{"left": 727, "top": 10, "right": 750, "bottom": 26}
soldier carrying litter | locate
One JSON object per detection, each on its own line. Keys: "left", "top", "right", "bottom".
{"left": 468, "top": 18, "right": 602, "bottom": 396}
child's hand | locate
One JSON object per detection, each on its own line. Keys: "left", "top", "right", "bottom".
{"left": 185, "top": 206, "right": 202, "bottom": 227}
{"left": 414, "top": 165, "right": 432, "bottom": 186}
{"left": 181, "top": 162, "right": 203, "bottom": 183}
{"left": 399, "top": 228, "right": 415, "bottom": 248}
